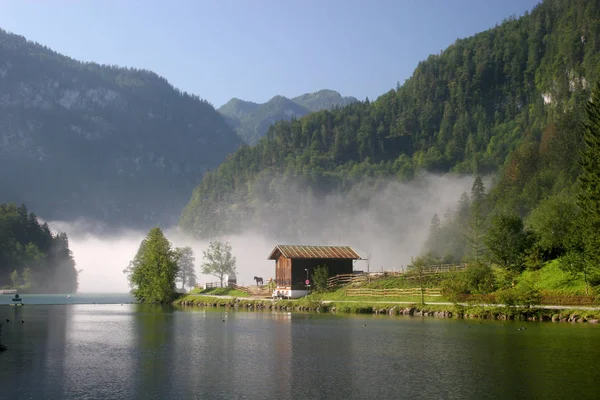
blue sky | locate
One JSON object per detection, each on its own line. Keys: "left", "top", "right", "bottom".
{"left": 0, "top": 0, "right": 540, "bottom": 108}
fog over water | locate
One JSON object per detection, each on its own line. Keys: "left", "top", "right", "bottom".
{"left": 47, "top": 174, "right": 476, "bottom": 293}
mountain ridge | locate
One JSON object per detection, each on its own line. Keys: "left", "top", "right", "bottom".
{"left": 180, "top": 0, "right": 600, "bottom": 241}
{"left": 218, "top": 89, "right": 358, "bottom": 144}
{"left": 0, "top": 28, "right": 243, "bottom": 230}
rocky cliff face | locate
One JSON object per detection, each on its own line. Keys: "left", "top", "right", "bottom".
{"left": 0, "top": 29, "right": 243, "bottom": 230}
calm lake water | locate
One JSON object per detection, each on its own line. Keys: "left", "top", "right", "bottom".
{"left": 1, "top": 295, "right": 599, "bottom": 400}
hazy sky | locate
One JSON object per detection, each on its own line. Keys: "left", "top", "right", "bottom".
{"left": 0, "top": 0, "right": 540, "bottom": 108}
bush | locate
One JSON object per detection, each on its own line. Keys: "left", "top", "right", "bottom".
{"left": 441, "top": 275, "right": 468, "bottom": 303}
{"left": 496, "top": 283, "right": 542, "bottom": 308}
{"left": 464, "top": 263, "right": 496, "bottom": 294}
{"left": 312, "top": 265, "right": 329, "bottom": 292}
{"left": 440, "top": 263, "right": 496, "bottom": 302}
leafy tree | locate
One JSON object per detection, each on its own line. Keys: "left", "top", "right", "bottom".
{"left": 10, "top": 270, "right": 20, "bottom": 289}
{"left": 485, "top": 214, "right": 533, "bottom": 272}
{"left": 526, "top": 193, "right": 580, "bottom": 259}
{"left": 175, "top": 246, "right": 197, "bottom": 291}
{"left": 200, "top": 241, "right": 236, "bottom": 287}
{"left": 463, "top": 262, "right": 496, "bottom": 295}
{"left": 407, "top": 256, "right": 428, "bottom": 304}
{"left": 124, "top": 227, "right": 179, "bottom": 303}
{"left": 560, "top": 251, "right": 593, "bottom": 295}
{"left": 312, "top": 265, "right": 329, "bottom": 292}
{"left": 21, "top": 267, "right": 34, "bottom": 290}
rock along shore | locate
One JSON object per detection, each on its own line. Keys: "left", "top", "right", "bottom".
{"left": 175, "top": 296, "right": 600, "bottom": 324}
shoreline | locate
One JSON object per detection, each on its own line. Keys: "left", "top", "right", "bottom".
{"left": 174, "top": 295, "right": 600, "bottom": 324}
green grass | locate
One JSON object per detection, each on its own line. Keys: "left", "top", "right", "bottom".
{"left": 305, "top": 290, "right": 445, "bottom": 303}
{"left": 175, "top": 261, "right": 596, "bottom": 309}
{"left": 200, "top": 287, "right": 251, "bottom": 297}
{"left": 518, "top": 260, "right": 589, "bottom": 296}
{"left": 186, "top": 287, "right": 250, "bottom": 297}
{"left": 358, "top": 274, "right": 444, "bottom": 289}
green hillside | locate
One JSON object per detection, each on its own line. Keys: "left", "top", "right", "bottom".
{"left": 181, "top": 0, "right": 600, "bottom": 244}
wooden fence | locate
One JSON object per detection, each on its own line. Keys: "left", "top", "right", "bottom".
{"left": 419, "top": 264, "right": 468, "bottom": 274}
{"left": 327, "top": 264, "right": 467, "bottom": 288}
{"left": 345, "top": 288, "right": 442, "bottom": 297}
{"left": 203, "top": 282, "right": 222, "bottom": 289}
{"left": 227, "top": 283, "right": 252, "bottom": 294}
{"left": 327, "top": 274, "right": 368, "bottom": 287}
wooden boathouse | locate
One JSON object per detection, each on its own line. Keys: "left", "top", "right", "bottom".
{"left": 268, "top": 245, "right": 361, "bottom": 298}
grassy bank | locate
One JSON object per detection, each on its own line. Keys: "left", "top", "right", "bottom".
{"left": 174, "top": 260, "right": 599, "bottom": 323}
{"left": 187, "top": 287, "right": 250, "bottom": 297}
{"left": 173, "top": 295, "right": 600, "bottom": 323}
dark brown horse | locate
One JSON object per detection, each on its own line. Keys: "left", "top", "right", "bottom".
{"left": 253, "top": 276, "right": 264, "bottom": 286}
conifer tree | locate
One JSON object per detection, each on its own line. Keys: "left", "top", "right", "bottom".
{"left": 467, "top": 176, "right": 487, "bottom": 261}
{"left": 576, "top": 82, "right": 600, "bottom": 270}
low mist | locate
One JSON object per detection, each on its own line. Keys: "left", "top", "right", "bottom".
{"left": 48, "top": 173, "right": 475, "bottom": 293}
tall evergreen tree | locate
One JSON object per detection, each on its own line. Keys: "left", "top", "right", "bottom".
{"left": 576, "top": 82, "right": 600, "bottom": 270}
{"left": 424, "top": 213, "right": 442, "bottom": 256}
{"left": 467, "top": 176, "right": 487, "bottom": 261}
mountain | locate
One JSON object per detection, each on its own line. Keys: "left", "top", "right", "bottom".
{"left": 218, "top": 90, "right": 358, "bottom": 144}
{"left": 292, "top": 89, "right": 359, "bottom": 112}
{"left": 0, "top": 29, "right": 243, "bottom": 230}
{"left": 180, "top": 0, "right": 600, "bottom": 241}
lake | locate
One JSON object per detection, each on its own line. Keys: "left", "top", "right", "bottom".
{"left": 1, "top": 295, "right": 599, "bottom": 399}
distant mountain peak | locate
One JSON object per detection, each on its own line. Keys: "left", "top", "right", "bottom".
{"left": 218, "top": 89, "right": 358, "bottom": 144}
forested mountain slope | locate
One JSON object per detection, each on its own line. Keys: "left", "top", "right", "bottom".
{"left": 218, "top": 90, "right": 357, "bottom": 144}
{"left": 180, "top": 0, "right": 600, "bottom": 241}
{"left": 0, "top": 29, "right": 243, "bottom": 229}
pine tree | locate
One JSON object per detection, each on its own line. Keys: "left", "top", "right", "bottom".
{"left": 577, "top": 82, "right": 600, "bottom": 268}
{"left": 424, "top": 213, "right": 442, "bottom": 256}
{"left": 467, "top": 176, "right": 487, "bottom": 261}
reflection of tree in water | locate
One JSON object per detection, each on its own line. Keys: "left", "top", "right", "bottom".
{"left": 132, "top": 304, "right": 175, "bottom": 399}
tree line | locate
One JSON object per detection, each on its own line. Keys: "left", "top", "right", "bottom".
{"left": 179, "top": 0, "right": 600, "bottom": 239}
{"left": 422, "top": 84, "right": 600, "bottom": 296}
{"left": 0, "top": 203, "right": 79, "bottom": 293}
{"left": 123, "top": 227, "right": 237, "bottom": 303}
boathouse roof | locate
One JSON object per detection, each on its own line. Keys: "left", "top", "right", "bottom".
{"left": 268, "top": 245, "right": 360, "bottom": 260}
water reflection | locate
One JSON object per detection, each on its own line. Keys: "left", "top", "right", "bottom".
{"left": 0, "top": 305, "right": 70, "bottom": 398}
{"left": 132, "top": 304, "right": 175, "bottom": 398}
{"left": 2, "top": 305, "right": 600, "bottom": 400}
